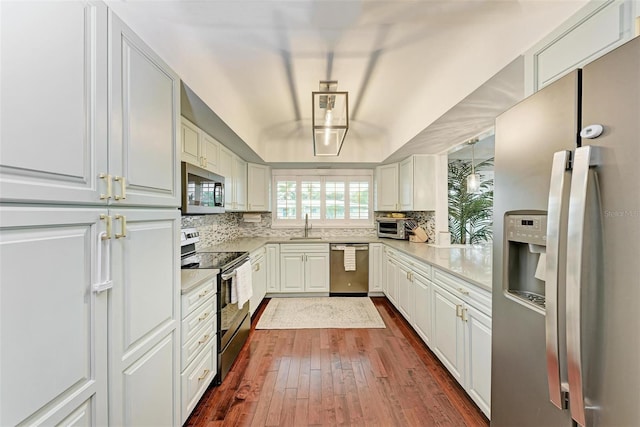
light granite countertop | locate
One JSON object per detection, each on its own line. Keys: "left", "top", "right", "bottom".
{"left": 199, "top": 237, "right": 492, "bottom": 291}
{"left": 180, "top": 268, "right": 218, "bottom": 294}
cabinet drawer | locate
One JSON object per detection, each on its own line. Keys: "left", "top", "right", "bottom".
{"left": 250, "top": 246, "right": 266, "bottom": 260}
{"left": 433, "top": 268, "right": 491, "bottom": 315}
{"left": 182, "top": 320, "right": 215, "bottom": 368}
{"left": 182, "top": 279, "right": 216, "bottom": 318}
{"left": 182, "top": 296, "right": 216, "bottom": 346}
{"left": 280, "top": 243, "right": 329, "bottom": 253}
{"left": 181, "top": 341, "right": 216, "bottom": 424}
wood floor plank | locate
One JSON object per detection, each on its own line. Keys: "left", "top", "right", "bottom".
{"left": 185, "top": 297, "right": 489, "bottom": 427}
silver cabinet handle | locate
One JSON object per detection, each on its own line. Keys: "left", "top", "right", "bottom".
{"left": 546, "top": 150, "right": 572, "bottom": 409}
{"left": 566, "top": 146, "right": 601, "bottom": 427}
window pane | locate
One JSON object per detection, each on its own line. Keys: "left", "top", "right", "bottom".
{"left": 325, "top": 181, "right": 345, "bottom": 220}
{"left": 276, "top": 180, "right": 296, "bottom": 219}
{"left": 349, "top": 181, "right": 369, "bottom": 219}
{"left": 301, "top": 181, "right": 321, "bottom": 219}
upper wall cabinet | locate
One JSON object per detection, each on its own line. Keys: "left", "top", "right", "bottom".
{"left": 375, "top": 163, "right": 399, "bottom": 211}
{"left": 220, "top": 146, "right": 247, "bottom": 211}
{"left": 247, "top": 163, "right": 271, "bottom": 212}
{"left": 524, "top": 0, "right": 636, "bottom": 95}
{"left": 109, "top": 12, "right": 180, "bottom": 207}
{"left": 399, "top": 155, "right": 436, "bottom": 211}
{"left": 1, "top": 1, "right": 108, "bottom": 205}
{"left": 0, "top": 3, "right": 180, "bottom": 208}
{"left": 180, "top": 117, "right": 220, "bottom": 174}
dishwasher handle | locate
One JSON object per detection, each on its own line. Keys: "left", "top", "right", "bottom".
{"left": 331, "top": 244, "right": 369, "bottom": 251}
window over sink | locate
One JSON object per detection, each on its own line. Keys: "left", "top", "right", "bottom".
{"left": 272, "top": 170, "right": 373, "bottom": 227}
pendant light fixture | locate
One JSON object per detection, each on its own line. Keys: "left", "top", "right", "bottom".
{"left": 312, "top": 80, "right": 348, "bottom": 156}
{"left": 466, "top": 138, "right": 481, "bottom": 193}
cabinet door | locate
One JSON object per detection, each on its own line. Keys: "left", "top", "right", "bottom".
{"left": 233, "top": 157, "right": 247, "bottom": 211}
{"left": 396, "top": 263, "right": 413, "bottom": 321}
{"left": 464, "top": 304, "right": 492, "bottom": 418}
{"left": 247, "top": 163, "right": 271, "bottom": 212}
{"left": 385, "top": 257, "right": 398, "bottom": 305}
{"left": 432, "top": 285, "right": 465, "bottom": 385}
{"left": 180, "top": 119, "right": 200, "bottom": 166}
{"left": 368, "top": 243, "right": 383, "bottom": 292}
{"left": 399, "top": 157, "right": 414, "bottom": 211}
{"left": 0, "top": 2, "right": 108, "bottom": 205}
{"left": 375, "top": 163, "right": 399, "bottom": 211}
{"left": 201, "top": 133, "right": 220, "bottom": 173}
{"left": 305, "top": 253, "right": 329, "bottom": 292}
{"left": 219, "top": 146, "right": 234, "bottom": 207}
{"left": 0, "top": 206, "right": 108, "bottom": 426}
{"left": 412, "top": 274, "right": 433, "bottom": 346}
{"left": 109, "top": 208, "right": 180, "bottom": 426}
{"left": 109, "top": 12, "right": 180, "bottom": 207}
{"left": 280, "top": 253, "right": 305, "bottom": 292}
{"left": 266, "top": 244, "right": 281, "bottom": 292}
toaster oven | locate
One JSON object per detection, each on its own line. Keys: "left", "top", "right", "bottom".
{"left": 376, "top": 217, "right": 412, "bottom": 239}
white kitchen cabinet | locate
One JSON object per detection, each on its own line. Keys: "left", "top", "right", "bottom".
{"left": 432, "top": 284, "right": 465, "bottom": 385}
{"left": 0, "top": 1, "right": 108, "bottom": 205}
{"left": 180, "top": 278, "right": 217, "bottom": 424}
{"left": 464, "top": 303, "right": 492, "bottom": 418}
{"left": 221, "top": 147, "right": 247, "bottom": 211}
{"left": 375, "top": 163, "right": 399, "bottom": 211}
{"left": 109, "top": 11, "right": 180, "bottom": 208}
{"left": 247, "top": 163, "right": 271, "bottom": 212}
{"left": 368, "top": 243, "right": 384, "bottom": 293}
{"left": 383, "top": 249, "right": 398, "bottom": 305}
{"left": 0, "top": 206, "right": 108, "bottom": 426}
{"left": 250, "top": 247, "right": 267, "bottom": 316}
{"left": 396, "top": 262, "right": 414, "bottom": 322}
{"left": 412, "top": 272, "right": 433, "bottom": 346}
{"left": 108, "top": 207, "right": 181, "bottom": 427}
{"left": 180, "top": 117, "right": 221, "bottom": 174}
{"left": 399, "top": 155, "right": 436, "bottom": 211}
{"left": 265, "top": 244, "right": 281, "bottom": 293}
{"left": 279, "top": 244, "right": 330, "bottom": 293}
{"left": 181, "top": 118, "right": 201, "bottom": 166}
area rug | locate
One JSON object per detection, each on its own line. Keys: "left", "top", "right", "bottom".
{"left": 256, "top": 297, "right": 386, "bottom": 329}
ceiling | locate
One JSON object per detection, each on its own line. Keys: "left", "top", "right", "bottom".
{"left": 107, "top": 0, "right": 588, "bottom": 165}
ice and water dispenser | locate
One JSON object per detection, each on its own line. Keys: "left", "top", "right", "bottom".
{"left": 504, "top": 211, "right": 548, "bottom": 310}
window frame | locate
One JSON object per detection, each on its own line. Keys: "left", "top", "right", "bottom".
{"left": 271, "top": 169, "right": 374, "bottom": 228}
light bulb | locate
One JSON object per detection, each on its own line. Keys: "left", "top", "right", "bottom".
{"left": 324, "top": 109, "right": 333, "bottom": 125}
{"left": 324, "top": 129, "right": 331, "bottom": 146}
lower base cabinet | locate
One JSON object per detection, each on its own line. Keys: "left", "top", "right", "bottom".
{"left": 381, "top": 245, "right": 492, "bottom": 419}
{"left": 250, "top": 248, "right": 267, "bottom": 315}
{"left": 279, "top": 244, "right": 330, "bottom": 293}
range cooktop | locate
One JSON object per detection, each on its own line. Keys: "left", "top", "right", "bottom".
{"left": 181, "top": 251, "right": 248, "bottom": 271}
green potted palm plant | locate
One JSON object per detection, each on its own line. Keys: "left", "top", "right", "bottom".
{"left": 448, "top": 159, "right": 494, "bottom": 244}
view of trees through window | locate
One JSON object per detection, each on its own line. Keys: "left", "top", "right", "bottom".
{"left": 274, "top": 174, "right": 371, "bottom": 225}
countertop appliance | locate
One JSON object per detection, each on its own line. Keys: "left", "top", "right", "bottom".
{"left": 376, "top": 217, "right": 413, "bottom": 239}
{"left": 180, "top": 228, "right": 250, "bottom": 384}
{"left": 491, "top": 37, "right": 640, "bottom": 426}
{"left": 181, "top": 162, "right": 225, "bottom": 214}
{"left": 329, "top": 244, "right": 369, "bottom": 296}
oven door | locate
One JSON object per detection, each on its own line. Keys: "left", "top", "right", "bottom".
{"left": 217, "top": 270, "right": 250, "bottom": 383}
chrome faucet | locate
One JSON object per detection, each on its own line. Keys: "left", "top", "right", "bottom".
{"left": 304, "top": 213, "right": 312, "bottom": 237}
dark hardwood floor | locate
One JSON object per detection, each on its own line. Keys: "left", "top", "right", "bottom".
{"left": 185, "top": 297, "right": 489, "bottom": 427}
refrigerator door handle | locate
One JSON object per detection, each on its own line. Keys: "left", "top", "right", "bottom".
{"left": 566, "top": 145, "right": 600, "bottom": 427}
{"left": 545, "top": 150, "right": 571, "bottom": 410}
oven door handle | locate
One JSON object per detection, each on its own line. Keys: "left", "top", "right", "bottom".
{"left": 221, "top": 270, "right": 236, "bottom": 281}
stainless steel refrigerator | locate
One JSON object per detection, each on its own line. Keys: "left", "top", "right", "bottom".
{"left": 491, "top": 36, "right": 640, "bottom": 426}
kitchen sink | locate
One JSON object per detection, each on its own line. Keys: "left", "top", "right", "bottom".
{"left": 288, "top": 237, "right": 323, "bottom": 240}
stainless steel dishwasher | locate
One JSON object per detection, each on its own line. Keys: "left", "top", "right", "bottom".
{"left": 330, "top": 244, "right": 369, "bottom": 296}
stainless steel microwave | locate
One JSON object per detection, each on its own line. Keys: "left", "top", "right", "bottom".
{"left": 376, "top": 217, "right": 411, "bottom": 239}
{"left": 181, "top": 162, "right": 225, "bottom": 214}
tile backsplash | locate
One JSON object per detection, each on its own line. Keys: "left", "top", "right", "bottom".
{"left": 181, "top": 211, "right": 436, "bottom": 249}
